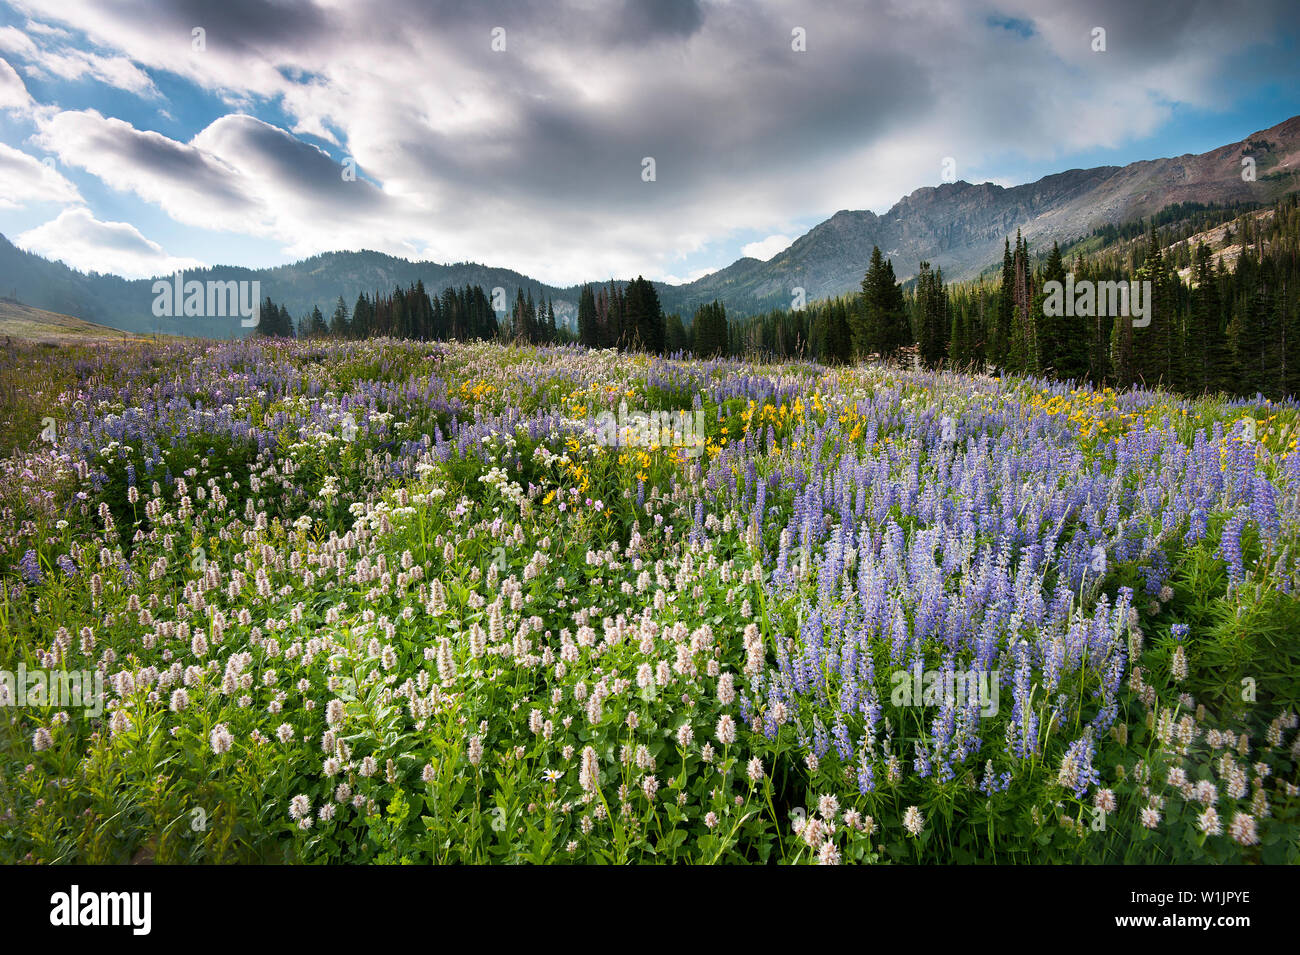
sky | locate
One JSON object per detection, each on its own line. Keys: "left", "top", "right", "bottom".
{"left": 0, "top": 0, "right": 1298, "bottom": 285}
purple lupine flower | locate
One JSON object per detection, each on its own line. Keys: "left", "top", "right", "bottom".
{"left": 18, "top": 549, "right": 43, "bottom": 585}
{"left": 1057, "top": 733, "right": 1100, "bottom": 798}
{"left": 1218, "top": 514, "right": 1245, "bottom": 590}
{"left": 856, "top": 758, "right": 875, "bottom": 795}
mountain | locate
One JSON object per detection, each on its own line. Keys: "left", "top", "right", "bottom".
{"left": 669, "top": 114, "right": 1300, "bottom": 313}
{"left": 0, "top": 238, "right": 586, "bottom": 338}
{"left": 3, "top": 115, "right": 1298, "bottom": 334}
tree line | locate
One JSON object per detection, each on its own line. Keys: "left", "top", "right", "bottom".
{"left": 708, "top": 195, "right": 1300, "bottom": 400}
{"left": 254, "top": 195, "right": 1300, "bottom": 400}
{"left": 256, "top": 281, "right": 569, "bottom": 344}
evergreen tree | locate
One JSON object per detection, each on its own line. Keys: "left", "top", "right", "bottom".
{"left": 857, "top": 246, "right": 909, "bottom": 360}
{"left": 623, "top": 277, "right": 665, "bottom": 352}
{"left": 307, "top": 305, "right": 328, "bottom": 338}
{"left": 1007, "top": 232, "right": 1036, "bottom": 375}
{"left": 1186, "top": 243, "right": 1223, "bottom": 393}
{"left": 1132, "top": 223, "right": 1180, "bottom": 388}
{"left": 665, "top": 313, "right": 689, "bottom": 354}
{"left": 991, "top": 237, "right": 1014, "bottom": 367}
{"left": 255, "top": 296, "right": 280, "bottom": 337}
{"left": 1035, "top": 241, "right": 1069, "bottom": 376}
{"left": 827, "top": 300, "right": 853, "bottom": 365}
{"left": 577, "top": 284, "right": 597, "bottom": 348}
{"left": 329, "top": 296, "right": 350, "bottom": 338}
{"left": 914, "top": 261, "right": 948, "bottom": 368}
{"left": 352, "top": 293, "right": 372, "bottom": 340}
{"left": 693, "top": 300, "right": 728, "bottom": 357}
{"left": 526, "top": 291, "right": 538, "bottom": 344}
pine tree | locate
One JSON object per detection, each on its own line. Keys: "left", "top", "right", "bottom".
{"left": 851, "top": 247, "right": 884, "bottom": 358}
{"left": 1186, "top": 243, "right": 1221, "bottom": 393}
{"left": 255, "top": 296, "right": 278, "bottom": 337}
{"left": 857, "top": 246, "right": 909, "bottom": 361}
{"left": 307, "top": 305, "right": 327, "bottom": 338}
{"left": 411, "top": 280, "right": 432, "bottom": 340}
{"left": 577, "top": 284, "right": 597, "bottom": 348}
{"left": 1007, "top": 232, "right": 1036, "bottom": 375}
{"left": 1283, "top": 273, "right": 1300, "bottom": 400}
{"left": 1131, "top": 223, "right": 1179, "bottom": 388}
{"left": 992, "top": 237, "right": 1014, "bottom": 367}
{"left": 525, "top": 291, "right": 538, "bottom": 344}
{"left": 351, "top": 293, "right": 372, "bottom": 339}
{"left": 665, "top": 313, "right": 689, "bottom": 353}
{"left": 623, "top": 277, "right": 664, "bottom": 352}
{"left": 693, "top": 301, "right": 727, "bottom": 357}
{"left": 828, "top": 300, "right": 853, "bottom": 365}
{"left": 1035, "top": 242, "right": 1070, "bottom": 377}
{"left": 915, "top": 261, "right": 948, "bottom": 368}
{"left": 329, "top": 296, "right": 350, "bottom": 338}
{"left": 511, "top": 288, "right": 528, "bottom": 342}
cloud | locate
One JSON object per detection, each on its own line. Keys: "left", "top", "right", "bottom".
{"left": 0, "top": 26, "right": 39, "bottom": 59}
{"left": 21, "top": 19, "right": 71, "bottom": 40}
{"left": 0, "top": 56, "right": 33, "bottom": 113}
{"left": 3, "top": 0, "right": 1298, "bottom": 283}
{"left": 33, "top": 109, "right": 260, "bottom": 219}
{"left": 0, "top": 23, "right": 159, "bottom": 97}
{"left": 741, "top": 234, "right": 794, "bottom": 261}
{"left": 16, "top": 207, "right": 204, "bottom": 278}
{"left": 38, "top": 48, "right": 159, "bottom": 97}
{"left": 33, "top": 108, "right": 410, "bottom": 258}
{"left": 0, "top": 142, "right": 81, "bottom": 207}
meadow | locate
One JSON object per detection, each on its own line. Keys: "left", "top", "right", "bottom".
{"left": 1, "top": 336, "right": 1298, "bottom": 864}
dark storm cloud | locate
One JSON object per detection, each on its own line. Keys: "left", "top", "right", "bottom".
{"left": 353, "top": 1, "right": 932, "bottom": 221}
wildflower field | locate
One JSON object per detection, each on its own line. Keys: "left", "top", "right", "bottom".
{"left": 1, "top": 337, "right": 1299, "bottom": 865}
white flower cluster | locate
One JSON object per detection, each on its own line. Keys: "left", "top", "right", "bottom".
{"left": 478, "top": 466, "right": 525, "bottom": 505}
{"left": 318, "top": 476, "right": 341, "bottom": 502}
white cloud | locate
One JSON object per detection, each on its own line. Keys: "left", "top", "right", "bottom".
{"left": 33, "top": 109, "right": 414, "bottom": 259}
{"left": 16, "top": 207, "right": 204, "bottom": 278}
{"left": 39, "top": 48, "right": 159, "bottom": 97}
{"left": 0, "top": 56, "right": 33, "bottom": 113}
{"left": 0, "top": 26, "right": 39, "bottom": 59}
{"left": 22, "top": 19, "right": 71, "bottom": 40}
{"left": 741, "top": 234, "right": 793, "bottom": 261}
{"left": 0, "top": 142, "right": 81, "bottom": 207}
{"left": 33, "top": 109, "right": 266, "bottom": 228}
{"left": 0, "top": 23, "right": 158, "bottom": 98}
